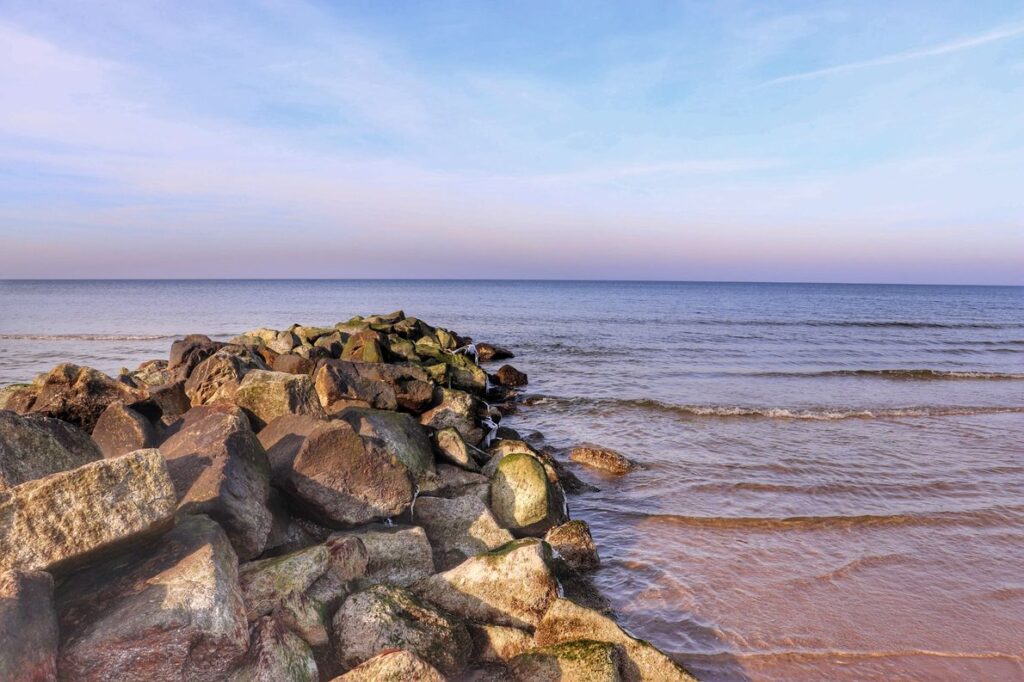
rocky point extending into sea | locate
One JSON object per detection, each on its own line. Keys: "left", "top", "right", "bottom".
{"left": 0, "top": 310, "right": 696, "bottom": 681}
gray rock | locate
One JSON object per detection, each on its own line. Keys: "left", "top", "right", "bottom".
{"left": 331, "top": 525, "right": 434, "bottom": 588}
{"left": 413, "top": 494, "right": 514, "bottom": 569}
{"left": 0, "top": 410, "right": 102, "bottom": 489}
{"left": 238, "top": 545, "right": 330, "bottom": 621}
{"left": 234, "top": 370, "right": 324, "bottom": 430}
{"left": 420, "top": 388, "right": 484, "bottom": 445}
{"left": 227, "top": 615, "right": 318, "bottom": 682}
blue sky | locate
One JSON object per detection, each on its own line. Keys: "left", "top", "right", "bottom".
{"left": 1, "top": 1, "right": 1022, "bottom": 283}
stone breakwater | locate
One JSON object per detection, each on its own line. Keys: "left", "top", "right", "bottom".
{"left": 0, "top": 311, "right": 696, "bottom": 682}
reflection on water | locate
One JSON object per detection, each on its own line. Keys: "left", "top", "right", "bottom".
{"left": 1, "top": 279, "right": 1022, "bottom": 680}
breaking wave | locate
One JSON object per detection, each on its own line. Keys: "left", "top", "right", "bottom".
{"left": 0, "top": 333, "right": 177, "bottom": 341}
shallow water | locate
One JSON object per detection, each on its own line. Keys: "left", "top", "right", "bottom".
{"left": 1, "top": 280, "right": 1022, "bottom": 680}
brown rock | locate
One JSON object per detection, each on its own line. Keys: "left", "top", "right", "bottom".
{"left": 160, "top": 408, "right": 272, "bottom": 560}
{"left": 0, "top": 569, "right": 59, "bottom": 682}
{"left": 234, "top": 370, "right": 325, "bottom": 430}
{"left": 227, "top": 615, "right": 318, "bottom": 682}
{"left": 341, "top": 331, "right": 385, "bottom": 363}
{"left": 184, "top": 348, "right": 264, "bottom": 407}
{"left": 331, "top": 650, "right": 445, "bottom": 681}
{"left": 91, "top": 401, "right": 158, "bottom": 458}
{"left": 169, "top": 334, "right": 223, "bottom": 379}
{"left": 0, "top": 410, "right": 102, "bottom": 489}
{"left": 305, "top": 535, "right": 370, "bottom": 609}
{"left": 433, "top": 425, "right": 480, "bottom": 471}
{"left": 545, "top": 520, "right": 600, "bottom": 571}
{"left": 569, "top": 444, "right": 635, "bottom": 475}
{"left": 238, "top": 545, "right": 330, "bottom": 621}
{"left": 272, "top": 353, "right": 315, "bottom": 375}
{"left": 493, "top": 365, "right": 528, "bottom": 387}
{"left": 0, "top": 449, "right": 176, "bottom": 573}
{"left": 476, "top": 343, "right": 515, "bottom": 362}
{"left": 57, "top": 514, "right": 250, "bottom": 682}
{"left": 336, "top": 407, "right": 435, "bottom": 483}
{"left": 256, "top": 414, "right": 325, "bottom": 483}
{"left": 28, "top": 363, "right": 146, "bottom": 432}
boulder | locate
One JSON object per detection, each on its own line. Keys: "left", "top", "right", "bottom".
{"left": 238, "top": 545, "right": 330, "bottom": 621}
{"left": 419, "top": 463, "right": 489, "bottom": 503}
{"left": 169, "top": 334, "right": 223, "bottom": 379}
{"left": 509, "top": 640, "right": 623, "bottom": 681}
{"left": 283, "top": 420, "right": 415, "bottom": 527}
{"left": 0, "top": 569, "right": 59, "bottom": 682}
{"left": 256, "top": 414, "right": 325, "bottom": 483}
{"left": 386, "top": 335, "right": 419, "bottom": 362}
{"left": 433, "top": 426, "right": 479, "bottom": 471}
{"left": 57, "top": 515, "right": 250, "bottom": 682}
{"left": 412, "top": 539, "right": 558, "bottom": 629}
{"left": 314, "top": 361, "right": 433, "bottom": 415}
{"left": 0, "top": 410, "right": 102, "bottom": 489}
{"left": 28, "top": 363, "right": 146, "bottom": 432}
{"left": 147, "top": 380, "right": 191, "bottom": 421}
{"left": 272, "top": 591, "right": 329, "bottom": 648}
{"left": 234, "top": 370, "right": 324, "bottom": 430}
{"left": 534, "top": 599, "right": 697, "bottom": 682}
{"left": 91, "top": 401, "right": 159, "bottom": 458}
{"left": 131, "top": 359, "right": 172, "bottom": 387}
{"left": 227, "top": 615, "right": 318, "bottom": 682}
{"left": 440, "top": 352, "right": 488, "bottom": 392}
{"left": 0, "top": 384, "right": 37, "bottom": 413}
{"left": 313, "top": 331, "right": 345, "bottom": 358}
{"left": 333, "top": 584, "right": 472, "bottom": 677}
{"left": 469, "top": 624, "right": 533, "bottom": 664}
{"left": 420, "top": 388, "right": 484, "bottom": 445}
{"left": 569, "top": 444, "right": 635, "bottom": 475}
{"left": 413, "top": 494, "right": 514, "bottom": 570}
{"left": 184, "top": 348, "right": 263, "bottom": 407}
{"left": 331, "top": 650, "right": 445, "bottom": 681}
{"left": 331, "top": 525, "right": 434, "bottom": 588}
{"left": 545, "top": 520, "right": 600, "bottom": 571}
{"left": 160, "top": 408, "right": 272, "bottom": 560}
{"left": 0, "top": 449, "right": 176, "bottom": 573}
{"left": 268, "top": 330, "right": 300, "bottom": 355}
{"left": 476, "top": 343, "right": 514, "bottom": 362}
{"left": 337, "top": 407, "right": 435, "bottom": 482}
{"left": 305, "top": 535, "right": 369, "bottom": 609}
{"left": 494, "top": 365, "right": 528, "bottom": 387}
{"left": 271, "top": 353, "right": 315, "bottom": 375}
{"left": 490, "top": 453, "right": 564, "bottom": 536}
{"left": 341, "top": 331, "right": 385, "bottom": 363}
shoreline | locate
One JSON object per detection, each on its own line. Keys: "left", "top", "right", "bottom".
{"left": 0, "top": 310, "right": 696, "bottom": 681}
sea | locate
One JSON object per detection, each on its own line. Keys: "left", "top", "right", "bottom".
{"left": 1, "top": 279, "right": 1022, "bottom": 681}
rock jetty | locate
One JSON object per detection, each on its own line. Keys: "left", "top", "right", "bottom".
{"left": 0, "top": 311, "right": 696, "bottom": 681}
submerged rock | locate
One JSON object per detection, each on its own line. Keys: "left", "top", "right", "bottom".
{"left": 0, "top": 569, "right": 59, "bottom": 682}
{"left": 413, "top": 494, "right": 514, "bottom": 570}
{"left": 234, "top": 370, "right": 324, "bottom": 430}
{"left": 0, "top": 449, "right": 176, "bottom": 573}
{"left": 412, "top": 539, "right": 558, "bottom": 629}
{"left": 57, "top": 514, "right": 250, "bottom": 682}
{"left": 333, "top": 584, "right": 472, "bottom": 676}
{"left": 476, "top": 343, "right": 514, "bottom": 362}
{"left": 534, "top": 598, "right": 697, "bottom": 682}
{"left": 160, "top": 407, "right": 272, "bottom": 560}
{"left": 332, "top": 649, "right": 445, "bottom": 681}
{"left": 569, "top": 444, "right": 635, "bottom": 475}
{"left": 0, "top": 410, "right": 102, "bottom": 489}
{"left": 545, "top": 520, "right": 600, "bottom": 571}
{"left": 494, "top": 364, "right": 528, "bottom": 387}
{"left": 227, "top": 615, "right": 318, "bottom": 682}
{"left": 509, "top": 639, "right": 623, "bottom": 681}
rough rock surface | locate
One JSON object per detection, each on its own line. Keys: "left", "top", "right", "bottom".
{"left": 420, "top": 388, "right": 484, "bottom": 445}
{"left": 305, "top": 535, "right": 369, "bottom": 608}
{"left": 509, "top": 640, "right": 623, "bottom": 681}
{"left": 545, "top": 520, "right": 600, "bottom": 571}
{"left": 569, "top": 444, "right": 635, "bottom": 475}
{"left": 184, "top": 349, "right": 263, "bottom": 407}
{"left": 315, "top": 361, "right": 433, "bottom": 414}
{"left": 494, "top": 364, "right": 528, "bottom": 387}
{"left": 272, "top": 591, "right": 329, "bottom": 648}
{"left": 412, "top": 539, "right": 558, "bottom": 629}
{"left": 169, "top": 334, "right": 222, "bottom": 380}
{"left": 413, "top": 494, "right": 514, "bottom": 569}
{"left": 238, "top": 545, "right": 330, "bottom": 620}
{"left": 227, "top": 615, "right": 318, "bottom": 682}
{"left": 433, "top": 425, "right": 479, "bottom": 471}
{"left": 160, "top": 407, "right": 272, "bottom": 560}
{"left": 332, "top": 525, "right": 434, "bottom": 588}
{"left": 256, "top": 414, "right": 324, "bottom": 482}
{"left": 333, "top": 584, "right": 472, "bottom": 676}
{"left": 490, "top": 453, "right": 562, "bottom": 536}
{"left": 0, "top": 569, "right": 59, "bottom": 682}
{"left": 234, "top": 370, "right": 324, "bottom": 430}
{"left": 0, "top": 449, "right": 176, "bottom": 573}
{"left": 0, "top": 410, "right": 102, "bottom": 489}
{"left": 57, "top": 515, "right": 250, "bottom": 682}
{"left": 91, "top": 401, "right": 159, "bottom": 458}
{"left": 331, "top": 649, "right": 445, "bottom": 681}
{"left": 28, "top": 364, "right": 146, "bottom": 432}
{"left": 284, "top": 420, "right": 415, "bottom": 527}
{"left": 470, "top": 623, "right": 534, "bottom": 664}
{"left": 534, "top": 598, "right": 697, "bottom": 682}
{"left": 337, "top": 407, "right": 435, "bottom": 482}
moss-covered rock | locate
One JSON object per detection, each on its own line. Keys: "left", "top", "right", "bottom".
{"left": 509, "top": 639, "right": 623, "bottom": 681}
{"left": 333, "top": 584, "right": 472, "bottom": 677}
{"left": 330, "top": 525, "right": 435, "bottom": 588}
{"left": 490, "top": 453, "right": 562, "bottom": 536}
{"left": 341, "top": 331, "right": 385, "bottom": 363}
{"left": 545, "top": 520, "right": 600, "bottom": 572}
{"left": 413, "top": 494, "right": 514, "bottom": 569}
{"left": 332, "top": 649, "right": 445, "bottom": 681}
{"left": 238, "top": 545, "right": 330, "bottom": 621}
{"left": 227, "top": 615, "right": 318, "bottom": 682}
{"left": 235, "top": 370, "right": 324, "bottom": 430}
{"left": 420, "top": 388, "right": 484, "bottom": 445}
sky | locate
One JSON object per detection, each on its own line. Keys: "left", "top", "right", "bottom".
{"left": 0, "top": 1, "right": 1022, "bottom": 283}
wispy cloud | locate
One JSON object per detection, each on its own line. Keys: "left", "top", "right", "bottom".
{"left": 762, "top": 21, "right": 1024, "bottom": 86}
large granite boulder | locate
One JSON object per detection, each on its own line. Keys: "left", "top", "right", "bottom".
{"left": 412, "top": 539, "right": 558, "bottom": 629}
{"left": 305, "top": 535, "right": 369, "bottom": 609}
{"left": 169, "top": 334, "right": 223, "bottom": 380}
{"left": 234, "top": 370, "right": 324, "bottom": 430}
{"left": 340, "top": 331, "right": 385, "bottom": 363}
{"left": 420, "top": 388, "right": 484, "bottom": 445}
{"left": 28, "top": 364, "right": 146, "bottom": 432}
{"left": 333, "top": 584, "right": 472, "bottom": 677}
{"left": 331, "top": 525, "right": 434, "bottom": 588}
{"left": 57, "top": 515, "right": 250, "bottom": 682}
{"left": 184, "top": 348, "right": 264, "bottom": 407}
{"left": 227, "top": 615, "right": 318, "bottom": 682}
{"left": 490, "top": 453, "right": 565, "bottom": 536}
{"left": 0, "top": 410, "right": 102, "bottom": 489}
{"left": 0, "top": 449, "right": 176, "bottom": 573}
{"left": 336, "top": 407, "right": 435, "bottom": 483}
{"left": 469, "top": 623, "right": 533, "bottom": 664}
{"left": 282, "top": 420, "right": 415, "bottom": 527}
{"left": 160, "top": 407, "right": 272, "bottom": 560}
{"left": 331, "top": 649, "right": 445, "bottom": 681}
{"left": 91, "top": 401, "right": 159, "bottom": 458}
{"left": 314, "top": 361, "right": 433, "bottom": 414}
{"left": 509, "top": 640, "right": 624, "bottom": 681}
{"left": 271, "top": 353, "right": 315, "bottom": 376}
{"left": 413, "top": 494, "right": 514, "bottom": 570}
{"left": 272, "top": 591, "right": 329, "bottom": 649}
{"left": 534, "top": 598, "right": 697, "bottom": 682}
{"left": 0, "top": 569, "right": 59, "bottom": 682}
{"left": 256, "top": 414, "right": 324, "bottom": 483}
{"left": 420, "top": 463, "right": 490, "bottom": 503}
{"left": 238, "top": 545, "right": 330, "bottom": 621}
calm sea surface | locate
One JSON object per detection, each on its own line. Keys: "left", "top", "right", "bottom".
{"left": 2, "top": 280, "right": 1022, "bottom": 680}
